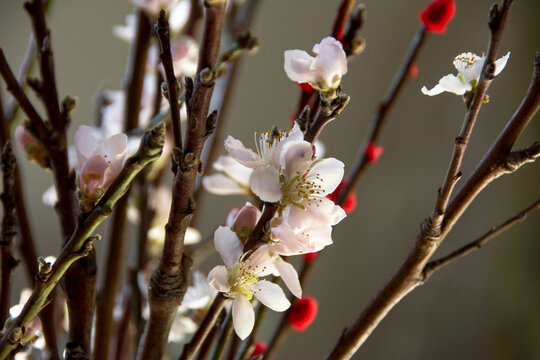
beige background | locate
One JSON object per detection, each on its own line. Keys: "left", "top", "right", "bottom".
{"left": 0, "top": 0, "right": 539, "bottom": 359}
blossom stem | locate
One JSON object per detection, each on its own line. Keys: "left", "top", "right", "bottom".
{"left": 338, "top": 25, "right": 427, "bottom": 205}
{"left": 0, "top": 124, "right": 165, "bottom": 360}
{"left": 178, "top": 293, "right": 229, "bottom": 360}
{"left": 210, "top": 309, "right": 234, "bottom": 360}
{"left": 331, "top": 0, "right": 357, "bottom": 42}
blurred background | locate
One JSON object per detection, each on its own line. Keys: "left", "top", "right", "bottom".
{"left": 0, "top": 0, "right": 539, "bottom": 359}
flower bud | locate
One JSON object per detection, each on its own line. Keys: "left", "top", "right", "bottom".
{"left": 365, "top": 141, "right": 384, "bottom": 163}
{"left": 248, "top": 341, "right": 267, "bottom": 359}
{"left": 303, "top": 252, "right": 319, "bottom": 263}
{"left": 15, "top": 125, "right": 50, "bottom": 168}
{"left": 288, "top": 296, "right": 318, "bottom": 332}
{"left": 231, "top": 203, "right": 261, "bottom": 239}
{"left": 419, "top": 0, "right": 456, "bottom": 34}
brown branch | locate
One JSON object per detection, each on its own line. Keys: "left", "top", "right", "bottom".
{"left": 156, "top": 10, "right": 183, "bottom": 150}
{"left": 423, "top": 199, "right": 540, "bottom": 279}
{"left": 331, "top": 0, "right": 357, "bottom": 42}
{"left": 137, "top": 1, "right": 228, "bottom": 359}
{"left": 325, "top": 2, "right": 515, "bottom": 359}
{"left": 441, "top": 48, "right": 540, "bottom": 239}
{"left": 93, "top": 9, "right": 152, "bottom": 360}
{"left": 0, "top": 91, "right": 60, "bottom": 360}
{"left": 304, "top": 89, "right": 350, "bottom": 144}
{"left": 0, "top": 142, "right": 18, "bottom": 325}
{"left": 338, "top": 25, "right": 427, "bottom": 204}
{"left": 178, "top": 293, "right": 228, "bottom": 360}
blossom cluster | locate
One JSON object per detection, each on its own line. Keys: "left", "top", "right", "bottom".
{"left": 204, "top": 123, "right": 346, "bottom": 338}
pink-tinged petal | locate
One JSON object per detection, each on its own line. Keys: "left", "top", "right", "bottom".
{"left": 98, "top": 133, "right": 128, "bottom": 160}
{"left": 305, "top": 197, "right": 347, "bottom": 226}
{"left": 232, "top": 296, "right": 255, "bottom": 340}
{"left": 311, "top": 37, "right": 347, "bottom": 88}
{"left": 14, "top": 126, "right": 37, "bottom": 151}
{"left": 284, "top": 50, "right": 316, "bottom": 84}
{"left": 272, "top": 220, "right": 333, "bottom": 255}
{"left": 280, "top": 141, "right": 313, "bottom": 179}
{"left": 207, "top": 266, "right": 230, "bottom": 292}
{"left": 214, "top": 156, "right": 253, "bottom": 185}
{"left": 248, "top": 246, "right": 276, "bottom": 277}
{"left": 214, "top": 226, "right": 243, "bottom": 267}
{"left": 203, "top": 174, "right": 247, "bottom": 195}
{"left": 249, "top": 166, "right": 282, "bottom": 203}
{"left": 79, "top": 155, "right": 109, "bottom": 194}
{"left": 274, "top": 259, "right": 302, "bottom": 298}
{"left": 271, "top": 123, "right": 305, "bottom": 167}
{"left": 224, "top": 136, "right": 261, "bottom": 169}
{"left": 308, "top": 157, "right": 344, "bottom": 194}
{"left": 233, "top": 204, "right": 261, "bottom": 232}
{"left": 251, "top": 281, "right": 290, "bottom": 312}
{"left": 494, "top": 52, "right": 510, "bottom": 76}
{"left": 74, "top": 125, "right": 98, "bottom": 165}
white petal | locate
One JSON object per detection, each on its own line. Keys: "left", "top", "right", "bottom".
{"left": 308, "top": 157, "right": 344, "bottom": 194}
{"left": 421, "top": 84, "right": 447, "bottom": 96}
{"left": 274, "top": 259, "right": 302, "bottom": 299}
{"left": 306, "top": 197, "right": 347, "bottom": 226}
{"left": 311, "top": 37, "right": 347, "bottom": 88}
{"left": 224, "top": 136, "right": 262, "bottom": 169}
{"left": 280, "top": 141, "right": 313, "bottom": 180}
{"left": 249, "top": 166, "right": 282, "bottom": 203}
{"left": 214, "top": 156, "right": 253, "bottom": 186}
{"left": 284, "top": 50, "right": 316, "bottom": 84}
{"left": 207, "top": 266, "right": 230, "bottom": 292}
{"left": 251, "top": 281, "right": 290, "bottom": 312}
{"left": 74, "top": 125, "right": 98, "bottom": 165}
{"left": 232, "top": 296, "right": 255, "bottom": 340}
{"left": 494, "top": 52, "right": 510, "bottom": 76}
{"left": 422, "top": 74, "right": 469, "bottom": 96}
{"left": 203, "top": 174, "right": 247, "bottom": 195}
{"left": 248, "top": 246, "right": 277, "bottom": 277}
{"left": 214, "top": 226, "right": 243, "bottom": 267}
{"left": 42, "top": 185, "right": 58, "bottom": 207}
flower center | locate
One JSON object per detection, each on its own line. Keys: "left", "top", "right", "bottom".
{"left": 280, "top": 170, "right": 325, "bottom": 207}
{"left": 226, "top": 259, "right": 268, "bottom": 299}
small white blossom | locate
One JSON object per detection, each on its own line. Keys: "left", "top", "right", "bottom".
{"left": 284, "top": 36, "right": 347, "bottom": 91}
{"left": 422, "top": 51, "right": 510, "bottom": 96}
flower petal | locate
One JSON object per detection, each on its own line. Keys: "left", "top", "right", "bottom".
{"left": 74, "top": 125, "right": 99, "bottom": 164}
{"left": 224, "top": 136, "right": 261, "bottom": 169}
{"left": 232, "top": 296, "right": 255, "bottom": 340}
{"left": 311, "top": 37, "right": 347, "bottom": 88}
{"left": 214, "top": 155, "right": 253, "bottom": 186}
{"left": 280, "top": 141, "right": 313, "bottom": 179}
{"left": 251, "top": 280, "right": 290, "bottom": 312}
{"left": 203, "top": 174, "right": 247, "bottom": 195}
{"left": 249, "top": 166, "right": 282, "bottom": 203}
{"left": 284, "top": 50, "right": 316, "bottom": 84}
{"left": 308, "top": 157, "right": 344, "bottom": 195}
{"left": 207, "top": 266, "right": 230, "bottom": 292}
{"left": 274, "top": 259, "right": 302, "bottom": 298}
{"left": 494, "top": 52, "right": 510, "bottom": 76}
{"left": 214, "top": 226, "right": 243, "bottom": 267}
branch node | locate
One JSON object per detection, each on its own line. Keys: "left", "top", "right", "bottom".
{"left": 184, "top": 76, "right": 194, "bottom": 101}
{"left": 206, "top": 109, "right": 218, "bottom": 135}
{"left": 6, "top": 327, "right": 22, "bottom": 344}
{"left": 181, "top": 152, "right": 199, "bottom": 172}
{"left": 484, "top": 62, "right": 496, "bottom": 80}
{"left": 488, "top": 3, "right": 501, "bottom": 32}
{"left": 199, "top": 66, "right": 216, "bottom": 87}
{"left": 37, "top": 256, "right": 53, "bottom": 282}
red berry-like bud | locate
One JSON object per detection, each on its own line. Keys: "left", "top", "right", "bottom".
{"left": 327, "top": 179, "right": 357, "bottom": 214}
{"left": 297, "top": 82, "right": 316, "bottom": 94}
{"left": 409, "top": 63, "right": 419, "bottom": 79}
{"left": 419, "top": 0, "right": 456, "bottom": 34}
{"left": 248, "top": 341, "right": 267, "bottom": 359}
{"left": 303, "top": 252, "right": 319, "bottom": 263}
{"left": 288, "top": 296, "right": 318, "bottom": 332}
{"left": 365, "top": 142, "right": 384, "bottom": 163}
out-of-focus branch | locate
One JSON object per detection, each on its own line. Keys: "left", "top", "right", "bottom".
{"left": 0, "top": 142, "right": 18, "bottom": 325}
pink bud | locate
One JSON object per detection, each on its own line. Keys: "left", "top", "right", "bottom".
{"left": 248, "top": 341, "right": 267, "bottom": 359}
{"left": 288, "top": 296, "right": 318, "bottom": 332}
{"left": 409, "top": 63, "right": 419, "bottom": 79}
{"left": 14, "top": 126, "right": 38, "bottom": 151}
{"left": 419, "top": 0, "right": 456, "bottom": 34}
{"left": 365, "top": 141, "right": 384, "bottom": 163}
{"left": 231, "top": 203, "right": 261, "bottom": 238}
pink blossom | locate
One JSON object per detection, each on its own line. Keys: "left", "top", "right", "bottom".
{"left": 74, "top": 125, "right": 128, "bottom": 204}
{"left": 284, "top": 36, "right": 347, "bottom": 91}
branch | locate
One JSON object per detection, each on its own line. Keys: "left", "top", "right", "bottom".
{"left": 137, "top": 1, "right": 228, "bottom": 358}
{"left": 0, "top": 124, "right": 165, "bottom": 360}
{"left": 0, "top": 142, "right": 18, "bottom": 325}
{"left": 441, "top": 48, "right": 540, "bottom": 239}
{"left": 338, "top": 25, "right": 427, "bottom": 204}
{"left": 325, "top": 2, "right": 515, "bottom": 359}
{"left": 423, "top": 199, "right": 540, "bottom": 279}
{"left": 93, "top": 9, "right": 152, "bottom": 360}
{"left": 304, "top": 89, "right": 350, "bottom": 144}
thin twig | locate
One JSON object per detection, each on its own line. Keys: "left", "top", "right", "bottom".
{"left": 423, "top": 199, "right": 540, "bottom": 279}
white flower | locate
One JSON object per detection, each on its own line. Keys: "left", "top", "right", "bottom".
{"left": 74, "top": 125, "right": 128, "bottom": 204}
{"left": 284, "top": 36, "right": 347, "bottom": 91}
{"left": 203, "top": 156, "right": 253, "bottom": 195}
{"left": 207, "top": 227, "right": 290, "bottom": 339}
{"left": 112, "top": 14, "right": 136, "bottom": 42}
{"left": 422, "top": 51, "right": 510, "bottom": 96}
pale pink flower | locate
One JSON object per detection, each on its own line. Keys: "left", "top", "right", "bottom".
{"left": 202, "top": 155, "right": 253, "bottom": 195}
{"left": 15, "top": 125, "right": 49, "bottom": 168}
{"left": 75, "top": 125, "right": 128, "bottom": 204}
{"left": 207, "top": 226, "right": 290, "bottom": 339}
{"left": 284, "top": 36, "right": 347, "bottom": 91}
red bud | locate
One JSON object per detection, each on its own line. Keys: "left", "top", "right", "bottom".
{"left": 248, "top": 341, "right": 267, "bottom": 358}
{"left": 303, "top": 252, "right": 319, "bottom": 263}
{"left": 288, "top": 296, "right": 318, "bottom": 332}
{"left": 365, "top": 142, "right": 384, "bottom": 164}
{"left": 419, "top": 0, "right": 456, "bottom": 34}
{"left": 327, "top": 179, "right": 357, "bottom": 214}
